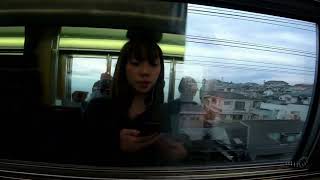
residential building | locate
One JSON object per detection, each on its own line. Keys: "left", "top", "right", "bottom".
{"left": 203, "top": 91, "right": 254, "bottom": 121}
{"left": 252, "top": 102, "right": 309, "bottom": 121}
{"left": 279, "top": 94, "right": 298, "bottom": 104}
{"left": 263, "top": 89, "right": 274, "bottom": 96}
{"left": 264, "top": 80, "right": 289, "bottom": 88}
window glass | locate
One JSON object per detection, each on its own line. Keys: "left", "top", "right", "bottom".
{"left": 164, "top": 61, "right": 171, "bottom": 102}
{"left": 171, "top": 4, "right": 316, "bottom": 165}
{"left": 169, "top": 3, "right": 316, "bottom": 165}
{"left": 235, "top": 101, "right": 245, "bottom": 110}
{"left": 111, "top": 56, "right": 118, "bottom": 77}
{"left": 66, "top": 56, "right": 173, "bottom": 105}
{"left": 52, "top": 2, "right": 316, "bottom": 166}
{"left": 69, "top": 57, "right": 107, "bottom": 104}
{"left": 224, "top": 101, "right": 232, "bottom": 105}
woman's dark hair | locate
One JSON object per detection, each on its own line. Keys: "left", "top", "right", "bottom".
{"left": 112, "top": 30, "right": 165, "bottom": 111}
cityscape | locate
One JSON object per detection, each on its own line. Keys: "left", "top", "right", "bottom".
{"left": 177, "top": 79, "right": 311, "bottom": 161}
{"left": 199, "top": 79, "right": 312, "bottom": 122}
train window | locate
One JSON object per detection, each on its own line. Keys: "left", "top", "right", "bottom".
{"left": 59, "top": 55, "right": 173, "bottom": 105}
{"left": 0, "top": 26, "right": 24, "bottom": 50}
{"left": 52, "top": 1, "right": 316, "bottom": 167}
{"left": 0, "top": 27, "right": 26, "bottom": 109}
{"left": 0, "top": 1, "right": 314, "bottom": 171}
{"left": 51, "top": 2, "right": 317, "bottom": 167}
{"left": 70, "top": 56, "right": 107, "bottom": 103}
{"left": 168, "top": 4, "right": 315, "bottom": 165}
{"left": 170, "top": 4, "right": 316, "bottom": 164}
{"left": 58, "top": 27, "right": 183, "bottom": 105}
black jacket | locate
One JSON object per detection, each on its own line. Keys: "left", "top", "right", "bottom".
{"left": 81, "top": 97, "right": 171, "bottom": 166}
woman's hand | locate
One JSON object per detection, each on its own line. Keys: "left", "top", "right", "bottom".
{"left": 156, "top": 135, "right": 188, "bottom": 161}
{"left": 120, "top": 129, "right": 160, "bottom": 153}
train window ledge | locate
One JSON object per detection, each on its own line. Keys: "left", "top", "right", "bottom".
{"left": 0, "top": 159, "right": 317, "bottom": 179}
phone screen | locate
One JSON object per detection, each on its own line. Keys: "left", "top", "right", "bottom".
{"left": 139, "top": 121, "right": 160, "bottom": 136}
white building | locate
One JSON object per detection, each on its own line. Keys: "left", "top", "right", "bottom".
{"left": 279, "top": 94, "right": 298, "bottom": 104}
{"left": 203, "top": 91, "right": 254, "bottom": 121}
{"left": 263, "top": 89, "right": 274, "bottom": 96}
{"left": 257, "top": 103, "right": 309, "bottom": 121}
{"left": 302, "top": 97, "right": 311, "bottom": 105}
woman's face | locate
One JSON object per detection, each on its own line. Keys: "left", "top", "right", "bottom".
{"left": 126, "top": 56, "right": 161, "bottom": 94}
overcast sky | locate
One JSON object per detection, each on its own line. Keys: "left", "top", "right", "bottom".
{"left": 71, "top": 4, "right": 317, "bottom": 100}
{"left": 179, "top": 4, "right": 316, "bottom": 86}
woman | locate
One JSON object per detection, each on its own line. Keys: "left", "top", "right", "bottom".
{"left": 84, "top": 30, "right": 186, "bottom": 166}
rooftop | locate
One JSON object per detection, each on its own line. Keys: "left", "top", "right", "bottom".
{"left": 205, "top": 91, "right": 249, "bottom": 100}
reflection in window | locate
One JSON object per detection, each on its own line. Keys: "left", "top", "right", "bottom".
{"left": 268, "top": 132, "right": 301, "bottom": 144}
{"left": 54, "top": 3, "right": 316, "bottom": 166}
{"left": 168, "top": 3, "right": 316, "bottom": 164}
{"left": 233, "top": 114, "right": 243, "bottom": 121}
{"left": 235, "top": 101, "right": 245, "bottom": 110}
{"left": 224, "top": 101, "right": 232, "bottom": 105}
{"left": 66, "top": 56, "right": 173, "bottom": 106}
{"left": 71, "top": 57, "right": 107, "bottom": 99}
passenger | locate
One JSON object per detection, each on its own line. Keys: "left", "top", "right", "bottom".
{"left": 168, "top": 76, "right": 204, "bottom": 135}
{"left": 167, "top": 76, "right": 229, "bottom": 145}
{"left": 84, "top": 30, "right": 187, "bottom": 166}
{"left": 72, "top": 91, "right": 88, "bottom": 104}
{"left": 90, "top": 72, "right": 112, "bottom": 100}
{"left": 67, "top": 90, "right": 88, "bottom": 111}
{"left": 178, "top": 76, "right": 198, "bottom": 103}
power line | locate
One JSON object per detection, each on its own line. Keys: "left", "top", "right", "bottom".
{"left": 186, "top": 39, "right": 316, "bottom": 58}
{"left": 187, "top": 36, "right": 315, "bottom": 58}
{"left": 184, "top": 54, "right": 315, "bottom": 69}
{"left": 182, "top": 58, "right": 314, "bottom": 71}
{"left": 175, "top": 62, "right": 314, "bottom": 76}
{"left": 188, "top": 8, "right": 316, "bottom": 30}
{"left": 188, "top": 10, "right": 316, "bottom": 32}
{"left": 183, "top": 59, "right": 314, "bottom": 73}
{"left": 170, "top": 75, "right": 313, "bottom": 86}
{"left": 188, "top": 4, "right": 315, "bottom": 27}
{"left": 175, "top": 66, "right": 313, "bottom": 76}
{"left": 188, "top": 6, "right": 315, "bottom": 28}
{"left": 187, "top": 35, "right": 316, "bottom": 56}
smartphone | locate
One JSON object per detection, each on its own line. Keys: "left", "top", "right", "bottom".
{"left": 139, "top": 121, "right": 160, "bottom": 136}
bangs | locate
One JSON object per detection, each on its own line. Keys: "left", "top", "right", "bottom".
{"left": 128, "top": 41, "right": 160, "bottom": 63}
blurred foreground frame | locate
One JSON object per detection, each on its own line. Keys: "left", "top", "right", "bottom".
{"left": 0, "top": 0, "right": 187, "bottom": 35}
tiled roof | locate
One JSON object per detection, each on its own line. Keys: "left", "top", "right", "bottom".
{"left": 205, "top": 91, "right": 248, "bottom": 99}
